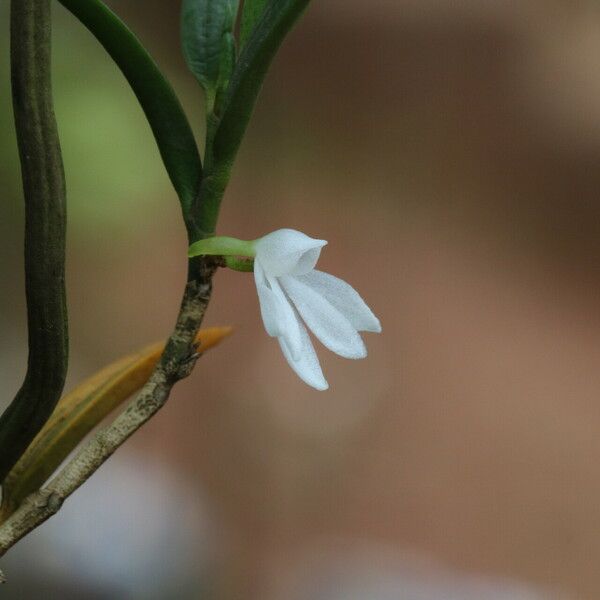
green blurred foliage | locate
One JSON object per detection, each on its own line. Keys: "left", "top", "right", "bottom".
{"left": 0, "top": 3, "right": 180, "bottom": 234}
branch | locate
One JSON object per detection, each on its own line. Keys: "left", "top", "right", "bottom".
{"left": 0, "top": 0, "right": 69, "bottom": 483}
{"left": 0, "top": 257, "right": 220, "bottom": 557}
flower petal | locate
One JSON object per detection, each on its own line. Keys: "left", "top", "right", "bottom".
{"left": 268, "top": 275, "right": 303, "bottom": 359}
{"left": 253, "top": 261, "right": 282, "bottom": 337}
{"left": 255, "top": 229, "right": 327, "bottom": 277}
{"left": 280, "top": 275, "right": 367, "bottom": 359}
{"left": 254, "top": 261, "right": 302, "bottom": 359}
{"left": 296, "top": 270, "right": 382, "bottom": 333}
{"left": 278, "top": 317, "right": 329, "bottom": 391}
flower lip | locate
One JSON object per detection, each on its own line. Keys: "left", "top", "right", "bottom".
{"left": 255, "top": 229, "right": 327, "bottom": 277}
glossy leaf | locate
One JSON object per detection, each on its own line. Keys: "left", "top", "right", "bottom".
{"left": 214, "top": 31, "right": 236, "bottom": 115}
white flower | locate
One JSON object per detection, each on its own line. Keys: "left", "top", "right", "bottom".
{"left": 253, "top": 229, "right": 381, "bottom": 390}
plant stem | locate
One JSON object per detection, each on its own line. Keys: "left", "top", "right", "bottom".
{"left": 0, "top": 0, "right": 69, "bottom": 483}
{"left": 0, "top": 258, "right": 219, "bottom": 556}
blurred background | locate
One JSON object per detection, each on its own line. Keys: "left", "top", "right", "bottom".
{"left": 2, "top": 0, "right": 600, "bottom": 598}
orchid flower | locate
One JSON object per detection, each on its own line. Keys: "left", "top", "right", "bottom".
{"left": 189, "top": 229, "right": 381, "bottom": 390}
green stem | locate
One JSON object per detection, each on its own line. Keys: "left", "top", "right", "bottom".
{"left": 0, "top": 0, "right": 69, "bottom": 483}
{"left": 57, "top": 0, "right": 202, "bottom": 235}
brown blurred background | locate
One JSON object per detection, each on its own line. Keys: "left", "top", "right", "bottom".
{"left": 2, "top": 0, "right": 600, "bottom": 598}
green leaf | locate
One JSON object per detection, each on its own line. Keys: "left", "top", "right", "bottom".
{"left": 57, "top": 0, "right": 202, "bottom": 234}
{"left": 213, "top": 0, "right": 312, "bottom": 168}
{"left": 181, "top": 0, "right": 240, "bottom": 113}
{"left": 240, "top": 0, "right": 268, "bottom": 48}
{"left": 191, "top": 0, "right": 313, "bottom": 234}
{"left": 214, "top": 31, "right": 236, "bottom": 115}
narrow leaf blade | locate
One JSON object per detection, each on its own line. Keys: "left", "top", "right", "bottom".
{"left": 213, "top": 0, "right": 312, "bottom": 170}
{"left": 240, "top": 0, "right": 268, "bottom": 48}
{"left": 192, "top": 0, "right": 313, "bottom": 233}
{"left": 58, "top": 0, "right": 202, "bottom": 223}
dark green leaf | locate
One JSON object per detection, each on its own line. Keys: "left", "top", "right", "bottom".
{"left": 58, "top": 0, "right": 202, "bottom": 231}
{"left": 191, "top": 0, "right": 313, "bottom": 235}
{"left": 181, "top": 0, "right": 240, "bottom": 112}
{"left": 213, "top": 0, "right": 312, "bottom": 169}
{"left": 240, "top": 0, "right": 268, "bottom": 48}
{"left": 214, "top": 31, "right": 236, "bottom": 114}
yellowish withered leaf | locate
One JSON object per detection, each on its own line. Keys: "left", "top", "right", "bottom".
{"left": 0, "top": 327, "right": 231, "bottom": 519}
